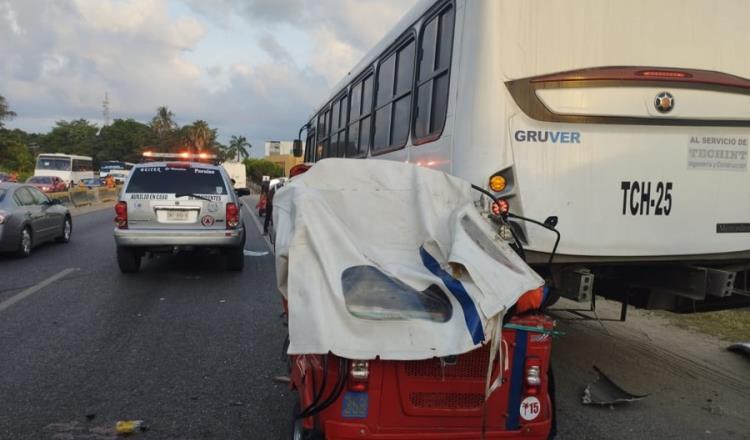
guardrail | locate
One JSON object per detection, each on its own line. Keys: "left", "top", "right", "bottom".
{"left": 47, "top": 186, "right": 122, "bottom": 207}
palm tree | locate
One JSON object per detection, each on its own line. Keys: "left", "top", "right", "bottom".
{"left": 0, "top": 95, "right": 17, "bottom": 128}
{"left": 185, "top": 120, "right": 214, "bottom": 153}
{"left": 227, "top": 135, "right": 251, "bottom": 162}
{"left": 150, "top": 106, "right": 177, "bottom": 138}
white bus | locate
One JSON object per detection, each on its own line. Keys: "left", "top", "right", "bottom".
{"left": 34, "top": 153, "right": 94, "bottom": 188}
{"left": 297, "top": 0, "right": 750, "bottom": 313}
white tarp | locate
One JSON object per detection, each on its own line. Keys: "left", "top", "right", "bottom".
{"left": 274, "top": 159, "right": 543, "bottom": 360}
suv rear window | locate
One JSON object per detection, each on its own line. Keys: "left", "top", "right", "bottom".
{"left": 126, "top": 166, "right": 227, "bottom": 195}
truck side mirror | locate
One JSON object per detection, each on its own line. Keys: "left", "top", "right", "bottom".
{"left": 292, "top": 139, "right": 303, "bottom": 158}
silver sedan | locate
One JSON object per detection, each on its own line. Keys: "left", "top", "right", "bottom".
{"left": 0, "top": 183, "right": 72, "bottom": 257}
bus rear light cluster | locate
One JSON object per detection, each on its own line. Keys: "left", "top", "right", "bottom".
{"left": 349, "top": 360, "right": 369, "bottom": 391}
{"left": 491, "top": 199, "right": 510, "bottom": 216}
{"left": 114, "top": 201, "right": 128, "bottom": 229}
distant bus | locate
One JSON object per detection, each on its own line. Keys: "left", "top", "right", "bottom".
{"left": 34, "top": 153, "right": 94, "bottom": 187}
{"left": 99, "top": 160, "right": 135, "bottom": 183}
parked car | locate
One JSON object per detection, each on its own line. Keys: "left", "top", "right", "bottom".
{"left": 0, "top": 183, "right": 72, "bottom": 257}
{"left": 80, "top": 177, "right": 105, "bottom": 189}
{"left": 26, "top": 176, "right": 67, "bottom": 193}
{"left": 113, "top": 155, "right": 246, "bottom": 273}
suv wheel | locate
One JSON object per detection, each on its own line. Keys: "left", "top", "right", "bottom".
{"left": 226, "top": 245, "right": 244, "bottom": 271}
{"left": 117, "top": 246, "right": 141, "bottom": 273}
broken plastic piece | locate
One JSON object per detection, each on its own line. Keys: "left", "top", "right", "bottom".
{"left": 115, "top": 420, "right": 145, "bottom": 435}
{"left": 581, "top": 366, "right": 648, "bottom": 406}
{"left": 728, "top": 342, "right": 750, "bottom": 357}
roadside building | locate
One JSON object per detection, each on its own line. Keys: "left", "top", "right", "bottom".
{"left": 264, "top": 140, "right": 304, "bottom": 177}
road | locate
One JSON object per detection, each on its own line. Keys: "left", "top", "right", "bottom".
{"left": 0, "top": 202, "right": 748, "bottom": 439}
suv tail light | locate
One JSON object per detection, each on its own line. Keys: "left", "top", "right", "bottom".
{"left": 349, "top": 360, "right": 369, "bottom": 391}
{"left": 114, "top": 201, "right": 128, "bottom": 229}
{"left": 226, "top": 202, "right": 239, "bottom": 229}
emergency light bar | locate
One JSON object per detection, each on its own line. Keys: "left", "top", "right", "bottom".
{"left": 142, "top": 151, "right": 217, "bottom": 160}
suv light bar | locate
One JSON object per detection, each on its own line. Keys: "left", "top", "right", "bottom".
{"left": 142, "top": 152, "right": 217, "bottom": 160}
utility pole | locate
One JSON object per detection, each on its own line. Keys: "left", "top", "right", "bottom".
{"left": 102, "top": 92, "right": 111, "bottom": 127}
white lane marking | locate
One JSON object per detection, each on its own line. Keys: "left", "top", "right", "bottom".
{"left": 241, "top": 198, "right": 274, "bottom": 255}
{"left": 0, "top": 267, "right": 79, "bottom": 313}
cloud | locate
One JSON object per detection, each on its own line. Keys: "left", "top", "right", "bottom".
{"left": 0, "top": 0, "right": 418, "bottom": 152}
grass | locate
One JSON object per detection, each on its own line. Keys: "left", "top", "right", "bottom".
{"left": 666, "top": 308, "right": 750, "bottom": 342}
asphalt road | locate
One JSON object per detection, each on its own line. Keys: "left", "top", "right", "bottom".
{"left": 1, "top": 203, "right": 748, "bottom": 439}
{"left": 0, "top": 205, "right": 292, "bottom": 439}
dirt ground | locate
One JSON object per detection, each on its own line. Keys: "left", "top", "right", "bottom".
{"left": 549, "top": 298, "right": 750, "bottom": 440}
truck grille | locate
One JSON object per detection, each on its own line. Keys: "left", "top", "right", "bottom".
{"left": 410, "top": 392, "right": 484, "bottom": 409}
{"left": 404, "top": 346, "right": 490, "bottom": 379}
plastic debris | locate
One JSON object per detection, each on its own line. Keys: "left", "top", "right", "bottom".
{"left": 115, "top": 420, "right": 146, "bottom": 435}
{"left": 243, "top": 250, "right": 269, "bottom": 257}
{"left": 582, "top": 366, "right": 648, "bottom": 406}
{"left": 727, "top": 342, "right": 750, "bottom": 357}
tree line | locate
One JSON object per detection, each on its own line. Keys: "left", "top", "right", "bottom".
{"left": 0, "top": 95, "right": 281, "bottom": 182}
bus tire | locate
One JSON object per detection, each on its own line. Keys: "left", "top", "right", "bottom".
{"left": 117, "top": 246, "right": 141, "bottom": 273}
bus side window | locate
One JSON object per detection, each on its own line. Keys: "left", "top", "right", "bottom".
{"left": 346, "top": 73, "right": 374, "bottom": 158}
{"left": 330, "top": 94, "right": 348, "bottom": 158}
{"left": 372, "top": 37, "right": 415, "bottom": 155}
{"left": 316, "top": 109, "right": 330, "bottom": 160}
{"left": 304, "top": 124, "right": 316, "bottom": 163}
{"left": 414, "top": 5, "right": 454, "bottom": 144}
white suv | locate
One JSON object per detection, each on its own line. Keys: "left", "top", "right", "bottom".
{"left": 113, "top": 160, "right": 246, "bottom": 273}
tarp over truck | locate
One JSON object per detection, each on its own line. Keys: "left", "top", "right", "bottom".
{"left": 274, "top": 159, "right": 543, "bottom": 360}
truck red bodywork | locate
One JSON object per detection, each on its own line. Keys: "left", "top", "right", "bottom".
{"left": 289, "top": 313, "right": 554, "bottom": 440}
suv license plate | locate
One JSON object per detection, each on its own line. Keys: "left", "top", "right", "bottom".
{"left": 166, "top": 210, "right": 190, "bottom": 221}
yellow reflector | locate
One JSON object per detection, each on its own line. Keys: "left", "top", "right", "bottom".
{"left": 489, "top": 175, "right": 507, "bottom": 192}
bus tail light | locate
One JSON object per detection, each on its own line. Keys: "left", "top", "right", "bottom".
{"left": 226, "top": 203, "right": 240, "bottom": 229}
{"left": 114, "top": 201, "right": 128, "bottom": 229}
{"left": 349, "top": 360, "right": 369, "bottom": 391}
{"left": 489, "top": 175, "right": 507, "bottom": 192}
{"left": 491, "top": 199, "right": 509, "bottom": 216}
{"left": 525, "top": 358, "right": 542, "bottom": 395}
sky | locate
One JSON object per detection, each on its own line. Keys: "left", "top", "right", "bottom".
{"left": 0, "top": 0, "right": 418, "bottom": 156}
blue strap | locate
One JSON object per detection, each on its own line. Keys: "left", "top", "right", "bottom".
{"left": 506, "top": 329, "right": 527, "bottom": 430}
{"left": 419, "top": 246, "right": 484, "bottom": 344}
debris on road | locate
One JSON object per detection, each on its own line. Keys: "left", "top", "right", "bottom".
{"left": 727, "top": 342, "right": 750, "bottom": 357}
{"left": 582, "top": 366, "right": 648, "bottom": 406}
{"left": 115, "top": 420, "right": 146, "bottom": 436}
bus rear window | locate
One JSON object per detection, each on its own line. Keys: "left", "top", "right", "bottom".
{"left": 126, "top": 167, "right": 227, "bottom": 195}
{"left": 36, "top": 158, "right": 71, "bottom": 171}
